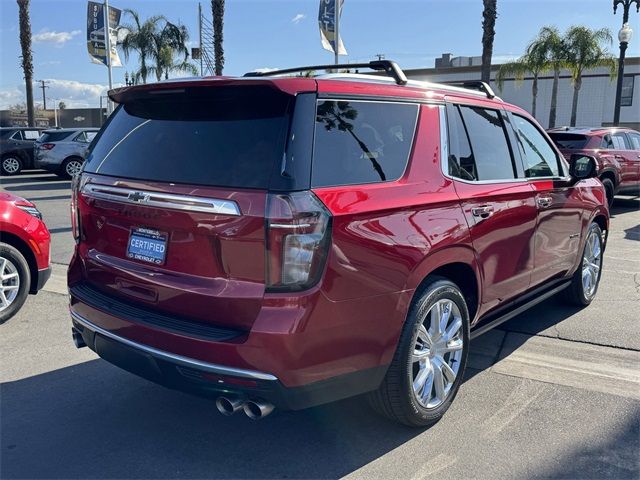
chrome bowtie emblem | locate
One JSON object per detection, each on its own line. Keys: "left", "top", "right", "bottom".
{"left": 128, "top": 191, "right": 149, "bottom": 203}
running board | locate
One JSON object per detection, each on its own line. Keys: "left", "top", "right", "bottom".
{"left": 470, "top": 281, "right": 571, "bottom": 339}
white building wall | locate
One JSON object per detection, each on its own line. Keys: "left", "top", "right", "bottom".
{"left": 407, "top": 61, "right": 640, "bottom": 129}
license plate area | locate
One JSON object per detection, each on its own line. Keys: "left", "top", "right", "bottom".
{"left": 127, "top": 227, "right": 168, "bottom": 265}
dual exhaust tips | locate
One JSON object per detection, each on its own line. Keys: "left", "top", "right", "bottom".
{"left": 216, "top": 396, "right": 274, "bottom": 420}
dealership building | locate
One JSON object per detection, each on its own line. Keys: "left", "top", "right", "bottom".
{"left": 405, "top": 54, "right": 640, "bottom": 130}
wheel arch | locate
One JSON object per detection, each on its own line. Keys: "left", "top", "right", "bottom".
{"left": 599, "top": 168, "right": 618, "bottom": 188}
{"left": 0, "top": 231, "right": 37, "bottom": 294}
{"left": 404, "top": 246, "right": 482, "bottom": 323}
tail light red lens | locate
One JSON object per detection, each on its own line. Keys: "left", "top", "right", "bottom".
{"left": 41, "top": 143, "right": 55, "bottom": 150}
{"left": 70, "top": 175, "right": 82, "bottom": 242}
{"left": 266, "top": 191, "right": 332, "bottom": 292}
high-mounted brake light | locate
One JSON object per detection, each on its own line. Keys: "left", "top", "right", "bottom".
{"left": 266, "top": 191, "right": 332, "bottom": 292}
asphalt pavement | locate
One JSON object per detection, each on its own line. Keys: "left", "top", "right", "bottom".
{"left": 1, "top": 172, "right": 639, "bottom": 479}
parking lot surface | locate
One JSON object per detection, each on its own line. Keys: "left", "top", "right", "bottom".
{"left": 1, "top": 172, "right": 639, "bottom": 479}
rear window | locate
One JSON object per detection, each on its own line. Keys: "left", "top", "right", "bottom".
{"left": 84, "top": 86, "right": 292, "bottom": 189}
{"left": 40, "top": 131, "right": 73, "bottom": 142}
{"left": 312, "top": 100, "right": 418, "bottom": 187}
{"left": 547, "top": 133, "right": 589, "bottom": 150}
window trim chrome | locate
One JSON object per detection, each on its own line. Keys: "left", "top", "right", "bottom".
{"left": 82, "top": 184, "right": 242, "bottom": 216}
{"left": 71, "top": 309, "right": 278, "bottom": 381}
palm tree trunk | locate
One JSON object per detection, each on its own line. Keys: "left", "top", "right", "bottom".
{"left": 570, "top": 76, "right": 582, "bottom": 127}
{"left": 548, "top": 67, "right": 560, "bottom": 128}
{"left": 17, "top": 0, "right": 34, "bottom": 126}
{"left": 531, "top": 74, "right": 538, "bottom": 118}
{"left": 211, "top": 0, "right": 225, "bottom": 75}
{"left": 480, "top": 0, "right": 497, "bottom": 83}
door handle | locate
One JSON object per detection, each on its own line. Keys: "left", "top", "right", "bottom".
{"left": 614, "top": 154, "right": 624, "bottom": 159}
{"left": 471, "top": 205, "right": 494, "bottom": 218}
{"left": 537, "top": 196, "right": 553, "bottom": 209}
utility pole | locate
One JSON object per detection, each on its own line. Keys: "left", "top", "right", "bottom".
{"left": 375, "top": 54, "right": 385, "bottom": 61}
{"left": 103, "top": 0, "right": 113, "bottom": 114}
{"left": 37, "top": 80, "right": 49, "bottom": 110}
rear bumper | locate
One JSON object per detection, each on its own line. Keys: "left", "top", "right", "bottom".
{"left": 71, "top": 309, "right": 387, "bottom": 410}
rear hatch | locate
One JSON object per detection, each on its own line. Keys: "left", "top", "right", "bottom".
{"left": 74, "top": 81, "right": 317, "bottom": 331}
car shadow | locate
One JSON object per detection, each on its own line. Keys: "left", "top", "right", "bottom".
{"left": 0, "top": 172, "right": 61, "bottom": 185}
{"left": 0, "top": 360, "right": 426, "bottom": 479}
{"left": 610, "top": 196, "right": 640, "bottom": 218}
{"left": 4, "top": 181, "right": 71, "bottom": 192}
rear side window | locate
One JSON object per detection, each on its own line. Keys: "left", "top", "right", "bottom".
{"left": 547, "top": 133, "right": 589, "bottom": 150}
{"left": 41, "top": 131, "right": 73, "bottom": 142}
{"left": 85, "top": 86, "right": 292, "bottom": 189}
{"left": 601, "top": 133, "right": 628, "bottom": 150}
{"left": 511, "top": 115, "right": 560, "bottom": 177}
{"left": 312, "top": 100, "right": 418, "bottom": 187}
{"left": 628, "top": 132, "right": 640, "bottom": 150}
{"left": 454, "top": 106, "right": 515, "bottom": 181}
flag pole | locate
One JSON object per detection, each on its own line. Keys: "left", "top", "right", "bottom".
{"left": 103, "top": 0, "right": 113, "bottom": 114}
{"left": 334, "top": 0, "right": 340, "bottom": 65}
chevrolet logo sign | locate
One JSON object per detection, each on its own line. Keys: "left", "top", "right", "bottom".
{"left": 128, "top": 191, "right": 149, "bottom": 203}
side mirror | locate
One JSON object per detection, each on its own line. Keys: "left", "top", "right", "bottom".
{"left": 569, "top": 154, "right": 597, "bottom": 181}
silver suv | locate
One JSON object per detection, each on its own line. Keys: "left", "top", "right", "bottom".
{"left": 34, "top": 128, "right": 99, "bottom": 178}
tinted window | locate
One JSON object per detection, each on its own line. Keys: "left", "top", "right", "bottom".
{"left": 10, "top": 131, "right": 23, "bottom": 140}
{"left": 601, "top": 133, "right": 628, "bottom": 150}
{"left": 85, "top": 86, "right": 292, "bottom": 189}
{"left": 548, "top": 133, "right": 589, "bottom": 150}
{"left": 512, "top": 115, "right": 559, "bottom": 177}
{"left": 312, "top": 100, "right": 418, "bottom": 187}
{"left": 86, "top": 131, "right": 97, "bottom": 142}
{"left": 447, "top": 105, "right": 477, "bottom": 181}
{"left": 41, "top": 131, "right": 73, "bottom": 142}
{"left": 628, "top": 132, "right": 640, "bottom": 150}
{"left": 459, "top": 106, "right": 515, "bottom": 180}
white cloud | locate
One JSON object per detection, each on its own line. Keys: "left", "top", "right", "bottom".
{"left": 32, "top": 29, "right": 81, "bottom": 46}
{"left": 291, "top": 13, "right": 306, "bottom": 24}
{"left": 0, "top": 79, "right": 109, "bottom": 109}
{"left": 39, "top": 60, "right": 61, "bottom": 66}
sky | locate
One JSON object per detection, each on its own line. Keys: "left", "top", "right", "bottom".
{"left": 0, "top": 0, "right": 638, "bottom": 109}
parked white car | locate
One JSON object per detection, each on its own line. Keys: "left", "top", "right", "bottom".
{"left": 34, "top": 128, "right": 99, "bottom": 178}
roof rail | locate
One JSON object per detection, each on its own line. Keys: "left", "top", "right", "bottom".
{"left": 244, "top": 60, "right": 408, "bottom": 86}
{"left": 440, "top": 80, "right": 496, "bottom": 99}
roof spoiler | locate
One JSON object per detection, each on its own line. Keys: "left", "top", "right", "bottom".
{"left": 244, "top": 60, "right": 409, "bottom": 86}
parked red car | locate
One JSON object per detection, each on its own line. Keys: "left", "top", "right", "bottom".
{"left": 69, "top": 61, "right": 608, "bottom": 426}
{"left": 547, "top": 127, "right": 640, "bottom": 206}
{"left": 0, "top": 192, "right": 51, "bottom": 322}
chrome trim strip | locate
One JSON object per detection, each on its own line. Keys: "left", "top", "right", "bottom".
{"left": 82, "top": 184, "right": 241, "bottom": 216}
{"left": 70, "top": 310, "right": 278, "bottom": 381}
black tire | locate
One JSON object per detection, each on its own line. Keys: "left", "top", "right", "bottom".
{"left": 601, "top": 177, "right": 615, "bottom": 209}
{"left": 565, "top": 222, "right": 604, "bottom": 307}
{"left": 0, "top": 242, "right": 31, "bottom": 324}
{"left": 368, "top": 276, "right": 470, "bottom": 427}
{"left": 1, "top": 155, "right": 23, "bottom": 176}
{"left": 58, "top": 157, "right": 83, "bottom": 179}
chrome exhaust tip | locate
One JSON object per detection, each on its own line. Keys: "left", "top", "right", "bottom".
{"left": 72, "top": 328, "right": 86, "bottom": 349}
{"left": 243, "top": 399, "right": 275, "bottom": 420}
{"left": 215, "top": 396, "right": 244, "bottom": 416}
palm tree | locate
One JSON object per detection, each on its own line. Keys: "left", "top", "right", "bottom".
{"left": 119, "top": 10, "right": 165, "bottom": 84}
{"left": 541, "top": 26, "right": 565, "bottom": 128}
{"left": 17, "top": 0, "right": 34, "bottom": 126}
{"left": 149, "top": 22, "right": 194, "bottom": 81}
{"left": 496, "top": 39, "right": 548, "bottom": 118}
{"left": 480, "top": 0, "right": 498, "bottom": 83}
{"left": 564, "top": 26, "right": 616, "bottom": 126}
{"left": 211, "top": 0, "right": 225, "bottom": 75}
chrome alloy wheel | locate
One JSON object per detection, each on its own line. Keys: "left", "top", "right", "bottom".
{"left": 0, "top": 256, "right": 20, "bottom": 312}
{"left": 2, "top": 157, "right": 20, "bottom": 174}
{"left": 412, "top": 299, "right": 464, "bottom": 409}
{"left": 582, "top": 229, "right": 602, "bottom": 300}
{"left": 65, "top": 160, "right": 83, "bottom": 177}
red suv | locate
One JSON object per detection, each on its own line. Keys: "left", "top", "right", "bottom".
{"left": 0, "top": 192, "right": 51, "bottom": 322}
{"left": 547, "top": 127, "right": 640, "bottom": 207}
{"left": 68, "top": 61, "right": 608, "bottom": 426}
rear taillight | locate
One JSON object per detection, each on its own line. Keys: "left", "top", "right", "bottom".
{"left": 70, "top": 175, "right": 82, "bottom": 242}
{"left": 41, "top": 143, "right": 55, "bottom": 150}
{"left": 266, "top": 191, "right": 332, "bottom": 292}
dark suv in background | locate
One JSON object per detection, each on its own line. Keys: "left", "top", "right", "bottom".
{"left": 0, "top": 127, "right": 43, "bottom": 176}
{"left": 69, "top": 61, "right": 608, "bottom": 426}
{"left": 548, "top": 127, "right": 640, "bottom": 206}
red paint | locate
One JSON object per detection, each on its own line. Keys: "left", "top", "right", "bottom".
{"left": 70, "top": 76, "right": 610, "bottom": 400}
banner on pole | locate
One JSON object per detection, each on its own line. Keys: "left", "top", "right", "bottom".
{"left": 87, "top": 1, "right": 122, "bottom": 67}
{"left": 318, "top": 0, "right": 347, "bottom": 55}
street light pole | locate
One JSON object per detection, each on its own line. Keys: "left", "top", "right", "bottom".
{"left": 613, "top": 0, "right": 639, "bottom": 126}
{"left": 103, "top": 0, "right": 114, "bottom": 114}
